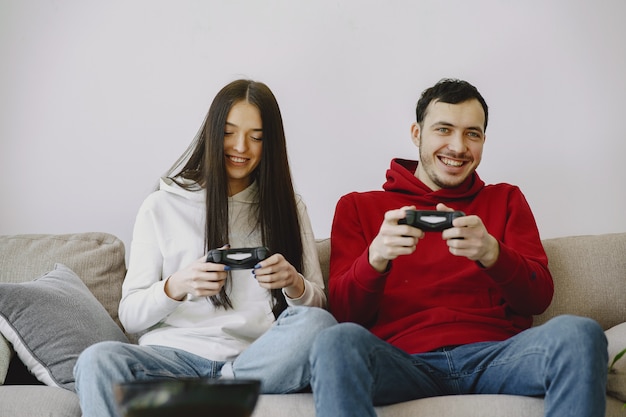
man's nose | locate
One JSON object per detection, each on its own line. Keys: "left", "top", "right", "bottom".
{"left": 447, "top": 133, "right": 467, "bottom": 152}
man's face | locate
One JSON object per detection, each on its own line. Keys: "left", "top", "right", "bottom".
{"left": 411, "top": 99, "right": 486, "bottom": 191}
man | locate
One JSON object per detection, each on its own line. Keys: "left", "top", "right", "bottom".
{"left": 309, "top": 79, "right": 607, "bottom": 417}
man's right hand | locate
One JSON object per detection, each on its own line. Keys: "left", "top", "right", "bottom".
{"left": 368, "top": 206, "right": 424, "bottom": 273}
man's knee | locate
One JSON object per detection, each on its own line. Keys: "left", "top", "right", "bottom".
{"left": 551, "top": 315, "right": 604, "bottom": 340}
{"left": 312, "top": 322, "right": 369, "bottom": 356}
{"left": 547, "top": 315, "right": 607, "bottom": 360}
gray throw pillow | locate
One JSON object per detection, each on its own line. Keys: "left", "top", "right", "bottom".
{"left": 0, "top": 263, "right": 129, "bottom": 391}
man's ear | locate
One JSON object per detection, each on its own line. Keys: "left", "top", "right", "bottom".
{"left": 410, "top": 122, "right": 421, "bottom": 147}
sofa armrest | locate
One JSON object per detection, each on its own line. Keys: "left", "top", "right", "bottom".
{"left": 0, "top": 334, "right": 13, "bottom": 384}
{"left": 537, "top": 233, "right": 626, "bottom": 329}
{"left": 606, "top": 322, "right": 626, "bottom": 402}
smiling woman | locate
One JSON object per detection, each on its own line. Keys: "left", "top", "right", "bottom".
{"left": 71, "top": 79, "right": 337, "bottom": 417}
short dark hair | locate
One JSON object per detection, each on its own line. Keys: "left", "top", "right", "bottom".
{"left": 415, "top": 78, "right": 489, "bottom": 132}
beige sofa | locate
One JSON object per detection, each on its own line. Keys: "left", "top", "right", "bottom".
{"left": 1, "top": 232, "right": 625, "bottom": 416}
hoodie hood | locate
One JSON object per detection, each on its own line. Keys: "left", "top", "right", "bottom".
{"left": 159, "top": 177, "right": 259, "bottom": 204}
{"left": 383, "top": 158, "right": 485, "bottom": 205}
{"left": 159, "top": 177, "right": 204, "bottom": 203}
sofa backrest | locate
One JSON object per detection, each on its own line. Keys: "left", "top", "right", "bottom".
{"left": 2, "top": 231, "right": 623, "bottom": 335}
{"left": 535, "top": 232, "right": 626, "bottom": 329}
{"left": 0, "top": 233, "right": 126, "bottom": 329}
{"left": 315, "top": 233, "right": 626, "bottom": 331}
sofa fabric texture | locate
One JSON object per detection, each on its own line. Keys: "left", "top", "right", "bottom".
{"left": 0, "top": 231, "right": 624, "bottom": 416}
{"left": 0, "top": 263, "right": 129, "bottom": 391}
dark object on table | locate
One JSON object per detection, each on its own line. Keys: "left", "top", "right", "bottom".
{"left": 114, "top": 378, "right": 261, "bottom": 417}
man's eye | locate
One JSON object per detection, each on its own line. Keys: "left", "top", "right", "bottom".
{"left": 437, "top": 127, "right": 449, "bottom": 133}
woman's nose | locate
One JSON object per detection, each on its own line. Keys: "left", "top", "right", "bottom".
{"left": 232, "top": 134, "right": 247, "bottom": 152}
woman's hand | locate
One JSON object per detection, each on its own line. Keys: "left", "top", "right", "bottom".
{"left": 253, "top": 254, "right": 305, "bottom": 299}
{"left": 164, "top": 255, "right": 230, "bottom": 301}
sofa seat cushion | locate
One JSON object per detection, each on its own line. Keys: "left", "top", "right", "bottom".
{"left": 0, "top": 264, "right": 129, "bottom": 391}
{"left": 0, "top": 385, "right": 80, "bottom": 417}
{"left": 252, "top": 392, "right": 626, "bottom": 417}
{"left": 252, "top": 393, "right": 544, "bottom": 416}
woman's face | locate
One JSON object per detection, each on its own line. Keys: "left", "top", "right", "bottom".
{"left": 223, "top": 100, "right": 263, "bottom": 196}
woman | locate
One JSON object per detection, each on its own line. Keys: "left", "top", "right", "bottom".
{"left": 74, "top": 79, "right": 336, "bottom": 417}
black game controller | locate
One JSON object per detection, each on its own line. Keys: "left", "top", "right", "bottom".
{"left": 206, "top": 247, "right": 270, "bottom": 270}
{"left": 399, "top": 210, "right": 465, "bottom": 232}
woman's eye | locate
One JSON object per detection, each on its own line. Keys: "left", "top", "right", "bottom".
{"left": 251, "top": 136, "right": 263, "bottom": 141}
{"left": 224, "top": 131, "right": 233, "bottom": 136}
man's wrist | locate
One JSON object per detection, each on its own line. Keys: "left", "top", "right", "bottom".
{"left": 479, "top": 237, "right": 500, "bottom": 268}
{"left": 369, "top": 250, "right": 390, "bottom": 273}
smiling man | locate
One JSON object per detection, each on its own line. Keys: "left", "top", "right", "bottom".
{"left": 309, "top": 79, "right": 608, "bottom": 417}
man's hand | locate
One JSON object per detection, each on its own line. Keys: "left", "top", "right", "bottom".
{"left": 368, "top": 206, "right": 425, "bottom": 273}
{"left": 438, "top": 203, "right": 500, "bottom": 268}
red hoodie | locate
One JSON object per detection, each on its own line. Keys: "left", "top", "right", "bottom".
{"left": 329, "top": 159, "right": 554, "bottom": 354}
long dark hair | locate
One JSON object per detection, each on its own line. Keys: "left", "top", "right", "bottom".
{"left": 164, "top": 79, "right": 303, "bottom": 318}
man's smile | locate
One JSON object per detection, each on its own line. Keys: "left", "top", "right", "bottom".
{"left": 439, "top": 156, "right": 466, "bottom": 167}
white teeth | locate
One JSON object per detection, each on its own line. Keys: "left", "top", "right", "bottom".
{"left": 229, "top": 156, "right": 247, "bottom": 163}
{"left": 441, "top": 157, "right": 463, "bottom": 167}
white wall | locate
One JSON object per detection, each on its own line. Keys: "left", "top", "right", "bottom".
{"left": 2, "top": 0, "right": 625, "bottom": 256}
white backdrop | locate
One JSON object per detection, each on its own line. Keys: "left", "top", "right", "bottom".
{"left": 1, "top": 0, "right": 625, "bottom": 256}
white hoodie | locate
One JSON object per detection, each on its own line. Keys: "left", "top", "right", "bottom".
{"left": 119, "top": 177, "right": 325, "bottom": 361}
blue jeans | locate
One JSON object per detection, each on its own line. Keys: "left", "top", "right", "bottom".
{"left": 74, "top": 306, "right": 337, "bottom": 417}
{"left": 310, "top": 315, "right": 608, "bottom": 417}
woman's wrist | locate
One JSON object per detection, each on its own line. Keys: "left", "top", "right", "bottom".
{"left": 164, "top": 274, "right": 186, "bottom": 301}
{"left": 284, "top": 273, "right": 305, "bottom": 299}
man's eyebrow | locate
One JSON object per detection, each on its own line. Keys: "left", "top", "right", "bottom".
{"left": 429, "top": 121, "right": 455, "bottom": 130}
{"left": 467, "top": 126, "right": 484, "bottom": 134}
{"left": 431, "top": 121, "right": 484, "bottom": 134}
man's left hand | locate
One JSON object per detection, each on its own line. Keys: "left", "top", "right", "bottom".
{"left": 437, "top": 203, "right": 500, "bottom": 268}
